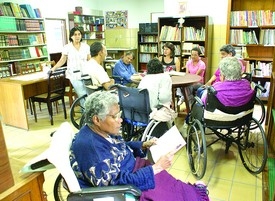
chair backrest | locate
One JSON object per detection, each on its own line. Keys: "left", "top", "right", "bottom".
{"left": 116, "top": 85, "right": 151, "bottom": 124}
{"left": 47, "top": 69, "right": 66, "bottom": 99}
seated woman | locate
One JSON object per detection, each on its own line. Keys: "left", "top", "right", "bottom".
{"left": 113, "top": 51, "right": 141, "bottom": 87}
{"left": 197, "top": 44, "right": 245, "bottom": 98}
{"left": 69, "top": 91, "right": 210, "bottom": 201}
{"left": 201, "top": 57, "right": 254, "bottom": 107}
{"left": 138, "top": 58, "right": 172, "bottom": 110}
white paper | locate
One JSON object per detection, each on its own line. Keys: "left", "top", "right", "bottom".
{"left": 149, "top": 125, "right": 186, "bottom": 163}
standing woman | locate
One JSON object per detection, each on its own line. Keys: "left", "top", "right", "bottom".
{"left": 51, "top": 27, "right": 91, "bottom": 99}
{"left": 158, "top": 42, "right": 181, "bottom": 72}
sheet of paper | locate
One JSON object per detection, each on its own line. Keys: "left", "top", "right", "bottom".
{"left": 166, "top": 71, "right": 186, "bottom": 76}
{"left": 149, "top": 125, "right": 186, "bottom": 163}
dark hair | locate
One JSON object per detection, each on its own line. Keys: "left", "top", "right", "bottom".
{"left": 90, "top": 42, "right": 103, "bottom": 57}
{"left": 191, "top": 47, "right": 201, "bottom": 55}
{"left": 162, "top": 42, "right": 175, "bottom": 57}
{"left": 220, "top": 44, "right": 236, "bottom": 56}
{"left": 69, "top": 27, "right": 83, "bottom": 42}
{"left": 147, "top": 58, "right": 163, "bottom": 74}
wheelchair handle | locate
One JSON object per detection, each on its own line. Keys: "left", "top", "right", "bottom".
{"left": 207, "top": 86, "right": 217, "bottom": 95}
{"left": 254, "top": 83, "right": 267, "bottom": 93}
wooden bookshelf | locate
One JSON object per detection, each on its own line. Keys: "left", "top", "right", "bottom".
{"left": 158, "top": 16, "right": 212, "bottom": 82}
{"left": 138, "top": 23, "right": 159, "bottom": 71}
{"left": 68, "top": 13, "right": 105, "bottom": 46}
{"left": 226, "top": 0, "right": 275, "bottom": 101}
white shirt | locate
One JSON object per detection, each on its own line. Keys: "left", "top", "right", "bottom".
{"left": 62, "top": 42, "right": 90, "bottom": 80}
{"left": 138, "top": 73, "right": 172, "bottom": 110}
{"left": 82, "top": 58, "right": 110, "bottom": 87}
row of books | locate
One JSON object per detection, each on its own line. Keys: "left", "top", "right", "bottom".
{"left": 16, "top": 19, "right": 43, "bottom": 31}
{"left": 0, "top": 2, "right": 42, "bottom": 18}
{"left": 0, "top": 33, "right": 45, "bottom": 47}
{"left": 182, "top": 42, "right": 205, "bottom": 55}
{"left": 0, "top": 61, "right": 43, "bottom": 77}
{"left": 0, "top": 46, "right": 47, "bottom": 61}
{"left": 82, "top": 32, "right": 105, "bottom": 40}
{"left": 250, "top": 61, "right": 272, "bottom": 77}
{"left": 139, "top": 44, "right": 158, "bottom": 53}
{"left": 183, "top": 27, "right": 205, "bottom": 41}
{"left": 139, "top": 53, "right": 157, "bottom": 63}
{"left": 230, "top": 29, "right": 275, "bottom": 45}
{"left": 74, "top": 23, "right": 104, "bottom": 32}
{"left": 230, "top": 10, "right": 275, "bottom": 27}
{"left": 139, "top": 35, "right": 158, "bottom": 43}
{"left": 229, "top": 29, "right": 258, "bottom": 45}
{"left": 73, "top": 15, "right": 104, "bottom": 25}
{"left": 159, "top": 25, "right": 181, "bottom": 41}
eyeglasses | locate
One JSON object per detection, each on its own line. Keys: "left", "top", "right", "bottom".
{"left": 107, "top": 111, "right": 122, "bottom": 121}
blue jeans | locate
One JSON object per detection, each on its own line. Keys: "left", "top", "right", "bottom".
{"left": 70, "top": 79, "right": 86, "bottom": 107}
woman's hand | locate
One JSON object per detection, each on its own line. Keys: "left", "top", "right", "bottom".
{"left": 152, "top": 152, "right": 174, "bottom": 174}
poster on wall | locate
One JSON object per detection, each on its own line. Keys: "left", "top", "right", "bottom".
{"left": 105, "top": 10, "right": 128, "bottom": 29}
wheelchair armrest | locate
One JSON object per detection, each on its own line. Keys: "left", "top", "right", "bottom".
{"left": 194, "top": 96, "right": 204, "bottom": 107}
{"left": 67, "top": 185, "right": 141, "bottom": 200}
{"left": 112, "top": 75, "right": 124, "bottom": 81}
{"left": 254, "top": 83, "right": 267, "bottom": 93}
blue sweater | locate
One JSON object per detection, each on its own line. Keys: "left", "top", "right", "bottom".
{"left": 70, "top": 125, "right": 155, "bottom": 191}
{"left": 113, "top": 59, "right": 136, "bottom": 85}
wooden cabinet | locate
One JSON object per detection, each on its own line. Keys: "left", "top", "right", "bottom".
{"left": 158, "top": 16, "right": 212, "bottom": 81}
{"left": 0, "top": 120, "right": 45, "bottom": 201}
{"left": 138, "top": 23, "right": 158, "bottom": 71}
{"left": 68, "top": 13, "right": 105, "bottom": 46}
{"left": 226, "top": 0, "right": 275, "bottom": 100}
{"left": 0, "top": 17, "right": 48, "bottom": 77}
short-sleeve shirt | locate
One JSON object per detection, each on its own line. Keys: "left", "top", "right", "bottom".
{"left": 62, "top": 42, "right": 90, "bottom": 80}
{"left": 82, "top": 58, "right": 110, "bottom": 87}
{"left": 186, "top": 58, "right": 206, "bottom": 83}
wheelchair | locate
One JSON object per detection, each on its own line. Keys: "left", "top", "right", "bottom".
{"left": 242, "top": 68, "right": 267, "bottom": 129}
{"left": 21, "top": 122, "right": 141, "bottom": 201}
{"left": 113, "top": 84, "right": 173, "bottom": 142}
{"left": 186, "top": 86, "right": 268, "bottom": 179}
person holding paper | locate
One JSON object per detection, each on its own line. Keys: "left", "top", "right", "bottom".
{"left": 69, "top": 90, "right": 210, "bottom": 201}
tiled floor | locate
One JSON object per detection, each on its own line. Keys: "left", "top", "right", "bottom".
{"left": 2, "top": 101, "right": 264, "bottom": 201}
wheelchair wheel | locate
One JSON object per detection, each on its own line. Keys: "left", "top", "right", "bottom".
{"left": 141, "top": 120, "right": 170, "bottom": 142}
{"left": 187, "top": 119, "right": 207, "bottom": 179}
{"left": 238, "top": 118, "right": 268, "bottom": 174}
{"left": 70, "top": 94, "right": 87, "bottom": 129}
{"left": 53, "top": 174, "right": 69, "bottom": 201}
{"left": 251, "top": 96, "right": 265, "bottom": 130}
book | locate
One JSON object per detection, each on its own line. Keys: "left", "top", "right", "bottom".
{"left": 149, "top": 125, "right": 186, "bottom": 163}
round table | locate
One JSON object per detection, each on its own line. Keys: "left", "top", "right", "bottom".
{"left": 171, "top": 73, "right": 201, "bottom": 115}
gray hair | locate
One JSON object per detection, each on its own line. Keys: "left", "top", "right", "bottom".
{"left": 84, "top": 91, "right": 119, "bottom": 126}
{"left": 219, "top": 57, "right": 242, "bottom": 81}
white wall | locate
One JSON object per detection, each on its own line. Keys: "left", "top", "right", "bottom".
{"left": 164, "top": 0, "right": 228, "bottom": 24}
{"left": 0, "top": 0, "right": 164, "bottom": 28}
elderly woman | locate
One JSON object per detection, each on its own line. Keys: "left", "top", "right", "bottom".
{"left": 69, "top": 91, "right": 210, "bottom": 201}
{"left": 201, "top": 57, "right": 254, "bottom": 106}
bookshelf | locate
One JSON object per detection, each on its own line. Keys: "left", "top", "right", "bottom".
{"left": 138, "top": 23, "right": 158, "bottom": 71}
{"left": 68, "top": 13, "right": 105, "bottom": 46}
{"left": 158, "top": 16, "right": 212, "bottom": 82}
{"left": 226, "top": 0, "right": 275, "bottom": 101}
{"left": 0, "top": 3, "right": 48, "bottom": 78}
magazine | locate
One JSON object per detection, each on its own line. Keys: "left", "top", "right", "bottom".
{"left": 149, "top": 125, "right": 186, "bottom": 163}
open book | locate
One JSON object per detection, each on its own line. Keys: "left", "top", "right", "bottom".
{"left": 149, "top": 125, "right": 186, "bottom": 163}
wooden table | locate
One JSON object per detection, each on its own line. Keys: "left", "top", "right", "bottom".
{"left": 171, "top": 73, "right": 201, "bottom": 115}
{"left": 0, "top": 72, "right": 48, "bottom": 130}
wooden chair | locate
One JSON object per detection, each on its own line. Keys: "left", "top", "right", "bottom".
{"left": 64, "top": 79, "right": 77, "bottom": 108}
{"left": 30, "top": 69, "right": 67, "bottom": 125}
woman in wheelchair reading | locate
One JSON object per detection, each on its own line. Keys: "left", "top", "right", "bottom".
{"left": 69, "top": 91, "right": 210, "bottom": 201}
{"left": 201, "top": 57, "right": 254, "bottom": 107}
